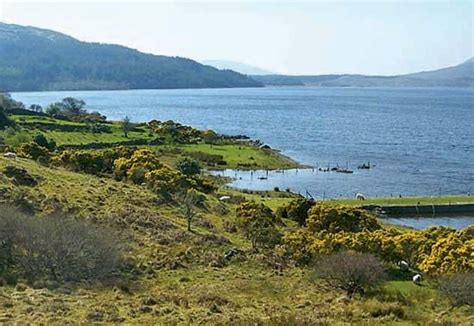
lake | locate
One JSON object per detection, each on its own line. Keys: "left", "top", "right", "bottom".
{"left": 380, "top": 215, "right": 474, "bottom": 230}
{"left": 12, "top": 87, "right": 474, "bottom": 199}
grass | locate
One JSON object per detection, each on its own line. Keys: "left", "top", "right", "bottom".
{"left": 332, "top": 195, "right": 474, "bottom": 206}
{"left": 178, "top": 143, "right": 300, "bottom": 170}
{"left": 5, "top": 115, "right": 299, "bottom": 170}
{"left": 0, "top": 112, "right": 471, "bottom": 324}
{"left": 0, "top": 157, "right": 471, "bottom": 324}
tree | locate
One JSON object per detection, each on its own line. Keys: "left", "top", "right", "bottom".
{"left": 45, "top": 104, "right": 61, "bottom": 117}
{"left": 29, "top": 104, "right": 43, "bottom": 113}
{"left": 236, "top": 202, "right": 281, "bottom": 250}
{"left": 0, "top": 108, "right": 14, "bottom": 129}
{"left": 176, "top": 157, "right": 201, "bottom": 175}
{"left": 176, "top": 189, "right": 204, "bottom": 232}
{"left": 33, "top": 133, "right": 56, "bottom": 151}
{"left": 121, "top": 116, "right": 132, "bottom": 138}
{"left": 313, "top": 251, "right": 386, "bottom": 298}
{"left": 61, "top": 97, "right": 86, "bottom": 116}
{"left": 286, "top": 198, "right": 316, "bottom": 226}
{"left": 202, "top": 130, "right": 219, "bottom": 144}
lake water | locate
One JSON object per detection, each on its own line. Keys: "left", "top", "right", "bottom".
{"left": 12, "top": 87, "right": 474, "bottom": 199}
{"left": 380, "top": 215, "right": 474, "bottom": 230}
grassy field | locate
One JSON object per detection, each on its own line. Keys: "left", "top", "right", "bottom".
{"left": 4, "top": 115, "right": 299, "bottom": 170}
{"left": 0, "top": 156, "right": 470, "bottom": 324}
{"left": 179, "top": 143, "right": 300, "bottom": 170}
{"left": 333, "top": 195, "right": 474, "bottom": 206}
{"left": 237, "top": 191, "right": 474, "bottom": 211}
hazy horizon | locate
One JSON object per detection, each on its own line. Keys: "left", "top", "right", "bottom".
{"left": 1, "top": 1, "right": 472, "bottom": 76}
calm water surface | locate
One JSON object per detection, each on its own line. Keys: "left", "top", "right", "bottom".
{"left": 380, "top": 215, "right": 474, "bottom": 230}
{"left": 12, "top": 87, "right": 474, "bottom": 199}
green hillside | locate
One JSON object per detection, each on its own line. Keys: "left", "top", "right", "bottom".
{"left": 0, "top": 23, "right": 262, "bottom": 92}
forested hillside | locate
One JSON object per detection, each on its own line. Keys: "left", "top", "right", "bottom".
{"left": 0, "top": 23, "right": 262, "bottom": 91}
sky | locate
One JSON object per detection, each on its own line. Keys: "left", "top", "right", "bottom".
{"left": 0, "top": 0, "right": 472, "bottom": 75}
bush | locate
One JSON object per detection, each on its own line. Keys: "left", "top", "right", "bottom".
{"left": 33, "top": 133, "right": 56, "bottom": 151}
{"left": 286, "top": 198, "right": 316, "bottom": 226}
{"left": 236, "top": 202, "right": 281, "bottom": 250}
{"left": 176, "top": 157, "right": 201, "bottom": 175}
{"left": 0, "top": 205, "right": 122, "bottom": 283}
{"left": 313, "top": 251, "right": 386, "bottom": 298}
{"left": 437, "top": 272, "right": 474, "bottom": 307}
{"left": 4, "top": 130, "right": 31, "bottom": 149}
{"left": 0, "top": 107, "right": 15, "bottom": 129}
{"left": 17, "top": 142, "right": 51, "bottom": 162}
{"left": 307, "top": 204, "right": 381, "bottom": 233}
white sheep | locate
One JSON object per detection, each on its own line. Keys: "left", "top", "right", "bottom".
{"left": 399, "top": 260, "right": 409, "bottom": 271}
{"left": 219, "top": 196, "right": 231, "bottom": 202}
{"left": 355, "top": 193, "right": 366, "bottom": 200}
{"left": 3, "top": 152, "right": 17, "bottom": 160}
{"left": 413, "top": 273, "right": 422, "bottom": 285}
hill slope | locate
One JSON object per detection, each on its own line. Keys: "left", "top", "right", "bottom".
{"left": 252, "top": 58, "right": 474, "bottom": 87}
{"left": 0, "top": 23, "right": 262, "bottom": 91}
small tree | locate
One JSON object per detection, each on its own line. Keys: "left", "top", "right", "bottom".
{"left": 437, "top": 272, "right": 474, "bottom": 307}
{"left": 0, "top": 108, "right": 14, "bottom": 129}
{"left": 313, "top": 251, "right": 385, "bottom": 298}
{"left": 176, "top": 157, "right": 201, "bottom": 176}
{"left": 29, "top": 104, "right": 43, "bottom": 113}
{"left": 286, "top": 198, "right": 316, "bottom": 226}
{"left": 33, "top": 133, "right": 56, "bottom": 151}
{"left": 236, "top": 202, "right": 281, "bottom": 250}
{"left": 176, "top": 189, "right": 203, "bottom": 232}
{"left": 121, "top": 116, "right": 132, "bottom": 138}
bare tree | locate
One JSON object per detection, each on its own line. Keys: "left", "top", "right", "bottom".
{"left": 0, "top": 205, "right": 123, "bottom": 283}
{"left": 313, "top": 251, "right": 386, "bottom": 298}
{"left": 121, "top": 116, "right": 132, "bottom": 138}
{"left": 175, "top": 189, "right": 203, "bottom": 232}
{"left": 437, "top": 273, "right": 474, "bottom": 307}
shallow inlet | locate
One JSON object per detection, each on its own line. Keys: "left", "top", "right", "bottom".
{"left": 380, "top": 215, "right": 474, "bottom": 230}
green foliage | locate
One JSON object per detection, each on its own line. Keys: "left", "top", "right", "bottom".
{"left": 0, "top": 24, "right": 261, "bottom": 92}
{"left": 113, "top": 149, "right": 163, "bottom": 183}
{"left": 33, "top": 133, "right": 56, "bottom": 151}
{"left": 145, "top": 166, "right": 191, "bottom": 200}
{"left": 0, "top": 107, "right": 15, "bottom": 129}
{"left": 285, "top": 198, "right": 316, "bottom": 226}
{"left": 236, "top": 202, "right": 281, "bottom": 250}
{"left": 176, "top": 157, "right": 201, "bottom": 175}
{"left": 186, "top": 151, "right": 227, "bottom": 166}
{"left": 56, "top": 146, "right": 136, "bottom": 175}
{"left": 148, "top": 120, "right": 202, "bottom": 143}
{"left": 306, "top": 204, "right": 381, "bottom": 233}
{"left": 4, "top": 130, "right": 31, "bottom": 148}
{"left": 17, "top": 142, "right": 51, "bottom": 162}
{"left": 282, "top": 226, "right": 473, "bottom": 275}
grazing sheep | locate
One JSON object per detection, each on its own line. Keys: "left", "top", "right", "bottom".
{"left": 219, "top": 196, "right": 231, "bottom": 202}
{"left": 355, "top": 193, "right": 366, "bottom": 200}
{"left": 399, "top": 260, "right": 409, "bottom": 271}
{"left": 3, "top": 152, "right": 17, "bottom": 160}
{"left": 413, "top": 273, "right": 422, "bottom": 285}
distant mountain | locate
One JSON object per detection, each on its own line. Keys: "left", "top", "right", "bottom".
{"left": 252, "top": 58, "right": 474, "bottom": 87}
{"left": 0, "top": 23, "right": 262, "bottom": 92}
{"left": 202, "top": 60, "right": 274, "bottom": 75}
